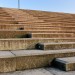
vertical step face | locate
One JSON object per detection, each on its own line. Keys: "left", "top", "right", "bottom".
{"left": 22, "top": 27, "right": 75, "bottom": 31}
{"left": 52, "top": 57, "right": 75, "bottom": 71}
{"left": 35, "top": 42, "right": 75, "bottom": 50}
{"left": 0, "top": 39, "right": 75, "bottom": 50}
{"left": 27, "top": 33, "right": 75, "bottom": 38}
{"left": 0, "top": 51, "right": 16, "bottom": 72}
{"left": 0, "top": 25, "right": 25, "bottom": 30}
{"left": 10, "top": 49, "right": 75, "bottom": 71}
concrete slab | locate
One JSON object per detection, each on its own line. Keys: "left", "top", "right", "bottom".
{"left": 1, "top": 67, "right": 75, "bottom": 75}
{"left": 0, "top": 51, "right": 15, "bottom": 58}
{"left": 36, "top": 42, "right": 75, "bottom": 50}
{"left": 0, "top": 51, "right": 16, "bottom": 72}
{"left": 53, "top": 57, "right": 75, "bottom": 71}
{"left": 10, "top": 49, "right": 75, "bottom": 70}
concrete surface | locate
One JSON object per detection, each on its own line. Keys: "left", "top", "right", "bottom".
{"left": 0, "top": 67, "right": 75, "bottom": 75}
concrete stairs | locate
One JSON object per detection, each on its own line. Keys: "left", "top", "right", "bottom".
{"left": 35, "top": 42, "right": 75, "bottom": 50}
{"left": 26, "top": 33, "right": 75, "bottom": 38}
{"left": 0, "top": 7, "right": 75, "bottom": 72}
{"left": 52, "top": 57, "right": 75, "bottom": 71}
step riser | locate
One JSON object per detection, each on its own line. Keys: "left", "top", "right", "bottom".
{"left": 0, "top": 25, "right": 75, "bottom": 30}
{"left": 16, "top": 52, "right": 75, "bottom": 71}
{"left": 52, "top": 60, "right": 75, "bottom": 71}
{"left": 0, "top": 24, "right": 75, "bottom": 26}
{"left": 0, "top": 21, "right": 18, "bottom": 24}
{"left": 0, "top": 31, "right": 75, "bottom": 38}
{"left": 24, "top": 28, "right": 75, "bottom": 31}
{"left": 0, "top": 25, "right": 75, "bottom": 28}
{"left": 0, "top": 15, "right": 11, "bottom": 17}
{"left": 36, "top": 43, "right": 75, "bottom": 50}
{"left": 0, "top": 58, "right": 16, "bottom": 72}
{"left": 0, "top": 39, "right": 75, "bottom": 50}
{"left": 28, "top": 34, "right": 75, "bottom": 38}
{"left": 1, "top": 51, "right": 75, "bottom": 72}
{"left": 0, "top": 31, "right": 28, "bottom": 38}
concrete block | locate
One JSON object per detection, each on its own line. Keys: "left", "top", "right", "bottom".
{"left": 52, "top": 57, "right": 75, "bottom": 71}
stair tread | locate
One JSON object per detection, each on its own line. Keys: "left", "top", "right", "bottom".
{"left": 11, "top": 49, "right": 75, "bottom": 56}
{"left": 1, "top": 49, "right": 75, "bottom": 58}
{"left": 56, "top": 57, "right": 75, "bottom": 63}
{"left": 0, "top": 51, "right": 15, "bottom": 58}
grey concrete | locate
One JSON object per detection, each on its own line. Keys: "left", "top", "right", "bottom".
{"left": 46, "top": 67, "right": 75, "bottom": 75}
{"left": 0, "top": 51, "right": 15, "bottom": 58}
{"left": 56, "top": 57, "right": 75, "bottom": 63}
{"left": 0, "top": 68, "right": 52, "bottom": 75}
{"left": 0, "top": 67, "right": 75, "bottom": 75}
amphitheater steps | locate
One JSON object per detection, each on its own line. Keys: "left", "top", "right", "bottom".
{"left": 52, "top": 57, "right": 75, "bottom": 71}
{"left": 0, "top": 49, "right": 75, "bottom": 72}
{"left": 35, "top": 42, "right": 75, "bottom": 50}
{"left": 0, "top": 51, "right": 15, "bottom": 72}
{"left": 0, "top": 31, "right": 75, "bottom": 38}
{"left": 26, "top": 33, "right": 75, "bottom": 38}
{"left": 0, "top": 14, "right": 11, "bottom": 17}
{"left": 4, "top": 8, "right": 44, "bottom": 23}
{"left": 0, "top": 7, "right": 75, "bottom": 72}
{"left": 0, "top": 17, "right": 14, "bottom": 20}
{"left": 0, "top": 25, "right": 75, "bottom": 30}
{"left": 0, "top": 20, "right": 18, "bottom": 24}
{"left": 0, "top": 38, "right": 75, "bottom": 50}
{"left": 24, "top": 27, "right": 75, "bottom": 31}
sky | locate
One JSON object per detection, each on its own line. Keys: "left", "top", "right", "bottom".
{"left": 0, "top": 0, "right": 75, "bottom": 14}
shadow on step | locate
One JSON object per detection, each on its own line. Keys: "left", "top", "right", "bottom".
{"left": 15, "top": 34, "right": 32, "bottom": 38}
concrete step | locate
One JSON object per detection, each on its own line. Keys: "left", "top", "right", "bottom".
{"left": 0, "top": 14, "right": 11, "bottom": 17}
{"left": 1, "top": 49, "right": 75, "bottom": 72}
{"left": 24, "top": 27, "right": 75, "bottom": 31}
{"left": 0, "top": 25, "right": 25, "bottom": 30}
{"left": 0, "top": 30, "right": 75, "bottom": 38}
{"left": 0, "top": 51, "right": 15, "bottom": 72}
{"left": 0, "top": 16, "right": 14, "bottom": 20}
{"left": 0, "top": 38, "right": 75, "bottom": 50}
{"left": 27, "top": 33, "right": 75, "bottom": 38}
{"left": 52, "top": 57, "right": 75, "bottom": 71}
{"left": 0, "top": 20, "right": 18, "bottom": 24}
{"left": 35, "top": 42, "right": 75, "bottom": 50}
{"left": 0, "top": 25, "right": 75, "bottom": 30}
{"left": 1, "top": 25, "right": 75, "bottom": 30}
{"left": 0, "top": 30, "right": 28, "bottom": 38}
{"left": 19, "top": 22, "right": 75, "bottom": 26}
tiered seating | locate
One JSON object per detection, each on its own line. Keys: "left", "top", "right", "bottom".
{"left": 36, "top": 42, "right": 75, "bottom": 50}
{"left": 26, "top": 33, "right": 74, "bottom": 38}
{"left": 0, "top": 7, "right": 75, "bottom": 72}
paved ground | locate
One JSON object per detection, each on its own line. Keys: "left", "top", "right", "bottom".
{"left": 0, "top": 67, "right": 75, "bottom": 75}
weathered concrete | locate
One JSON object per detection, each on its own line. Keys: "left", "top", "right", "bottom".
{"left": 0, "top": 38, "right": 75, "bottom": 50}
{"left": 11, "top": 49, "right": 75, "bottom": 71}
{"left": 53, "top": 57, "right": 75, "bottom": 71}
{"left": 36, "top": 42, "right": 75, "bottom": 50}
{"left": 0, "top": 51, "right": 16, "bottom": 72}
{"left": 27, "top": 33, "right": 75, "bottom": 38}
{"left": 1, "top": 68, "right": 75, "bottom": 75}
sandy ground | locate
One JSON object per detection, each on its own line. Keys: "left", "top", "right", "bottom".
{"left": 0, "top": 67, "right": 75, "bottom": 75}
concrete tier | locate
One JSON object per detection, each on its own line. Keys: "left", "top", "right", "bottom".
{"left": 36, "top": 42, "right": 75, "bottom": 50}
{"left": 27, "top": 33, "right": 75, "bottom": 38}
{"left": 0, "top": 38, "right": 74, "bottom": 50}
{"left": 52, "top": 57, "right": 75, "bottom": 71}
{"left": 0, "top": 49, "right": 75, "bottom": 72}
